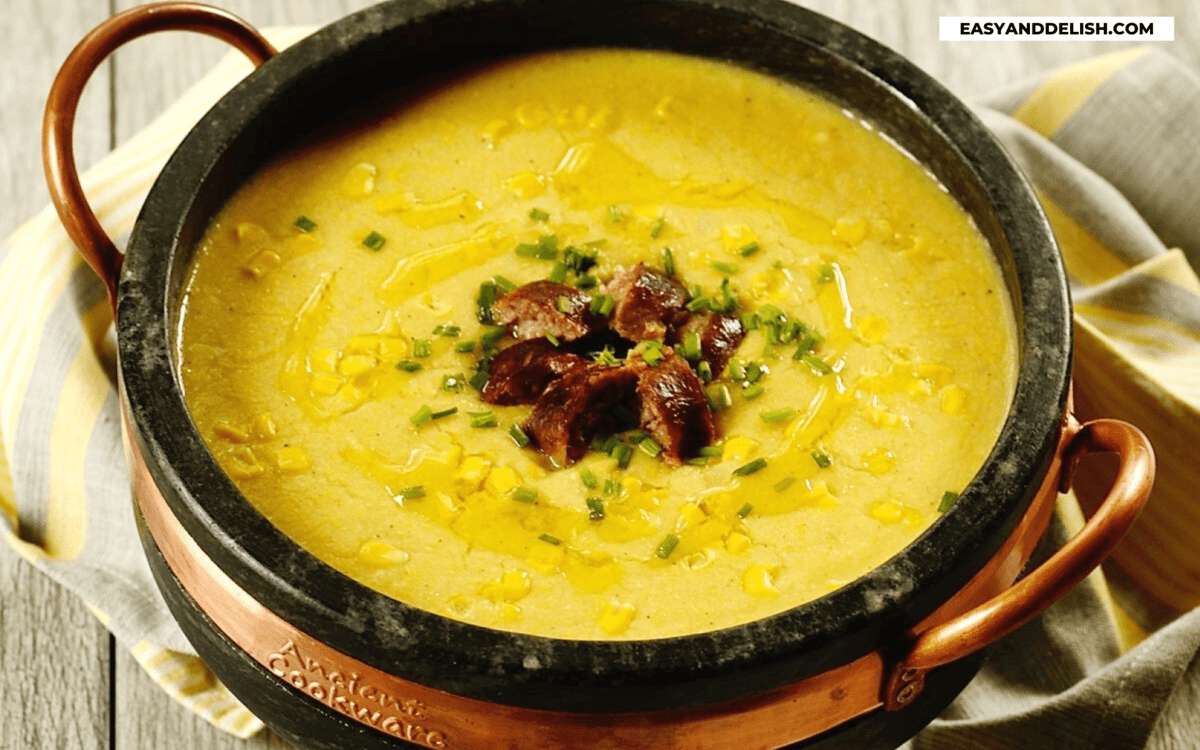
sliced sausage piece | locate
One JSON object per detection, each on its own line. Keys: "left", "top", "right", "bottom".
{"left": 634, "top": 350, "right": 718, "bottom": 466}
{"left": 671, "top": 312, "right": 746, "bottom": 377}
{"left": 493, "top": 280, "right": 600, "bottom": 342}
{"left": 479, "top": 339, "right": 588, "bottom": 405}
{"left": 523, "top": 364, "right": 640, "bottom": 467}
{"left": 606, "top": 263, "right": 689, "bottom": 342}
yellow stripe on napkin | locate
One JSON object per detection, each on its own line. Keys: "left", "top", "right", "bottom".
{"left": 1011, "top": 47, "right": 1151, "bottom": 137}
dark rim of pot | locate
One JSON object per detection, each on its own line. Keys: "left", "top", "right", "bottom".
{"left": 117, "top": 0, "right": 1070, "bottom": 714}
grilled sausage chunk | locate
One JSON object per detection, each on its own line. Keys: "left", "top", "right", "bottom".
{"left": 493, "top": 280, "right": 601, "bottom": 341}
{"left": 523, "top": 364, "right": 640, "bottom": 467}
{"left": 670, "top": 312, "right": 746, "bottom": 377}
{"left": 634, "top": 350, "right": 718, "bottom": 466}
{"left": 480, "top": 339, "right": 588, "bottom": 405}
{"left": 606, "top": 263, "right": 689, "bottom": 342}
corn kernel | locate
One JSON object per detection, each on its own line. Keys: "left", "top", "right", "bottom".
{"left": 722, "top": 437, "right": 759, "bottom": 464}
{"left": 357, "top": 540, "right": 409, "bottom": 567}
{"left": 619, "top": 477, "right": 643, "bottom": 495}
{"left": 214, "top": 422, "right": 251, "bottom": 443}
{"left": 677, "top": 502, "right": 707, "bottom": 529}
{"left": 514, "top": 103, "right": 549, "bottom": 128}
{"left": 833, "top": 216, "right": 866, "bottom": 245}
{"left": 485, "top": 465, "right": 520, "bottom": 496}
{"left": 499, "top": 603, "right": 522, "bottom": 622}
{"left": 597, "top": 601, "right": 637, "bottom": 635}
{"left": 720, "top": 224, "right": 758, "bottom": 253}
{"left": 345, "top": 335, "right": 379, "bottom": 355}
{"left": 528, "top": 541, "right": 566, "bottom": 574}
{"left": 500, "top": 570, "right": 532, "bottom": 601}
{"left": 918, "top": 363, "right": 954, "bottom": 389}
{"left": 309, "top": 349, "right": 340, "bottom": 374}
{"left": 338, "top": 354, "right": 378, "bottom": 377}
{"left": 866, "top": 404, "right": 900, "bottom": 428}
{"left": 249, "top": 413, "right": 277, "bottom": 441}
{"left": 235, "top": 222, "right": 269, "bottom": 244}
{"left": 869, "top": 499, "right": 905, "bottom": 524}
{"left": 481, "top": 119, "right": 512, "bottom": 149}
{"left": 682, "top": 550, "right": 714, "bottom": 570}
{"left": 725, "top": 531, "right": 752, "bottom": 554}
{"left": 804, "top": 481, "right": 839, "bottom": 509}
{"left": 586, "top": 107, "right": 615, "bottom": 133}
{"left": 226, "top": 445, "right": 263, "bottom": 479}
{"left": 456, "top": 456, "right": 493, "bottom": 492}
{"left": 275, "top": 446, "right": 311, "bottom": 472}
{"left": 309, "top": 373, "right": 343, "bottom": 397}
{"left": 283, "top": 234, "right": 320, "bottom": 255}
{"left": 861, "top": 447, "right": 896, "bottom": 476}
{"left": 377, "top": 337, "right": 408, "bottom": 360}
{"left": 742, "top": 564, "right": 780, "bottom": 597}
{"left": 856, "top": 316, "right": 889, "bottom": 344}
{"left": 339, "top": 162, "right": 377, "bottom": 197}
{"left": 242, "top": 250, "right": 282, "bottom": 280}
{"left": 941, "top": 385, "right": 966, "bottom": 415}
{"left": 501, "top": 171, "right": 547, "bottom": 199}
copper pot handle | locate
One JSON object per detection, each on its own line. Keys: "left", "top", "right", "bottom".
{"left": 42, "top": 2, "right": 277, "bottom": 308}
{"left": 884, "top": 417, "right": 1154, "bottom": 710}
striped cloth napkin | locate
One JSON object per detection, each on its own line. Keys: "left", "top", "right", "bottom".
{"left": 1, "top": 23, "right": 1197, "bottom": 745}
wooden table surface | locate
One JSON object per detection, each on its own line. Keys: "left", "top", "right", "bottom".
{"left": 2, "top": 1, "right": 1197, "bottom": 748}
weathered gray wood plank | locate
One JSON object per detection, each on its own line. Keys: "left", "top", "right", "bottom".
{"left": 0, "top": 0, "right": 114, "bottom": 747}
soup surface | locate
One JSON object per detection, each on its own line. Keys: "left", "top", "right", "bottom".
{"left": 178, "top": 49, "right": 1016, "bottom": 640}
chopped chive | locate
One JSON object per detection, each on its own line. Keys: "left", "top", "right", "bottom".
{"left": 410, "top": 405, "right": 433, "bottom": 428}
{"left": 707, "top": 384, "right": 733, "bottom": 410}
{"left": 698, "top": 445, "right": 724, "bottom": 457}
{"left": 607, "top": 205, "right": 624, "bottom": 223}
{"left": 293, "top": 215, "right": 317, "bottom": 232}
{"left": 733, "top": 457, "right": 768, "bottom": 476}
{"left": 492, "top": 274, "right": 517, "bottom": 293}
{"left": 480, "top": 326, "right": 506, "bottom": 346}
{"left": 760, "top": 407, "right": 796, "bottom": 423}
{"left": 603, "top": 478, "right": 621, "bottom": 496}
{"left": 662, "top": 247, "right": 676, "bottom": 277}
{"left": 580, "top": 467, "right": 598, "bottom": 490}
{"left": 686, "top": 295, "right": 711, "bottom": 312}
{"left": 396, "top": 485, "right": 426, "bottom": 500}
{"left": 612, "top": 443, "right": 634, "bottom": 470}
{"left": 812, "top": 450, "right": 832, "bottom": 468}
{"left": 555, "top": 294, "right": 573, "bottom": 314}
{"left": 655, "top": 533, "right": 680, "bottom": 559}
{"left": 584, "top": 238, "right": 609, "bottom": 249}
{"left": 650, "top": 216, "right": 666, "bottom": 239}
{"left": 626, "top": 430, "right": 649, "bottom": 444}
{"left": 396, "top": 360, "right": 423, "bottom": 372}
{"left": 413, "top": 339, "right": 432, "bottom": 358}
{"left": 362, "top": 231, "right": 387, "bottom": 251}
{"left": 508, "top": 424, "right": 530, "bottom": 448}
{"left": 455, "top": 339, "right": 477, "bottom": 354}
{"left": 476, "top": 281, "right": 497, "bottom": 324}
{"left": 816, "top": 263, "right": 836, "bottom": 283}
{"left": 709, "top": 260, "right": 739, "bottom": 275}
{"left": 538, "top": 533, "right": 561, "bottom": 545}
{"left": 575, "top": 274, "right": 598, "bottom": 289}
{"left": 773, "top": 476, "right": 797, "bottom": 493}
{"left": 736, "top": 502, "right": 753, "bottom": 519}
{"left": 938, "top": 491, "right": 960, "bottom": 513}
{"left": 431, "top": 406, "right": 458, "bottom": 420}
{"left": 529, "top": 207, "right": 550, "bottom": 222}
{"left": 741, "top": 383, "right": 765, "bottom": 400}
{"left": 686, "top": 456, "right": 710, "bottom": 466}
{"left": 586, "top": 497, "right": 606, "bottom": 521}
{"left": 515, "top": 242, "right": 557, "bottom": 260}
{"left": 793, "top": 332, "right": 821, "bottom": 358}
{"left": 697, "top": 360, "right": 713, "bottom": 383}
{"left": 745, "top": 361, "right": 764, "bottom": 383}
{"left": 598, "top": 435, "right": 621, "bottom": 455}
{"left": 548, "top": 262, "right": 569, "bottom": 284}
{"left": 640, "top": 346, "right": 665, "bottom": 368}
{"left": 433, "top": 324, "right": 461, "bottom": 337}
{"left": 589, "top": 294, "right": 614, "bottom": 317}
{"left": 512, "top": 486, "right": 538, "bottom": 503}
{"left": 737, "top": 242, "right": 760, "bottom": 257}
{"left": 467, "top": 368, "right": 489, "bottom": 390}
{"left": 441, "top": 373, "right": 465, "bottom": 392}
{"left": 682, "top": 331, "right": 703, "bottom": 361}
{"left": 545, "top": 334, "right": 560, "bottom": 347}
{"left": 801, "top": 353, "right": 833, "bottom": 375}
{"left": 593, "top": 347, "right": 621, "bottom": 366}
{"left": 758, "top": 304, "right": 784, "bottom": 321}
{"left": 639, "top": 438, "right": 664, "bottom": 458}
{"left": 468, "top": 410, "right": 498, "bottom": 428}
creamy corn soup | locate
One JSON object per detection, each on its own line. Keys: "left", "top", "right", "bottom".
{"left": 177, "top": 49, "right": 1016, "bottom": 639}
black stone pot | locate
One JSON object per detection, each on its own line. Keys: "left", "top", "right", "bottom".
{"left": 42, "top": 1, "right": 1154, "bottom": 748}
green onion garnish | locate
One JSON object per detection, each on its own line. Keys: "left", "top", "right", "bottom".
{"left": 549, "top": 262, "right": 569, "bottom": 284}
{"left": 480, "top": 326, "right": 506, "bottom": 346}
{"left": 686, "top": 457, "right": 710, "bottom": 466}
{"left": 455, "top": 339, "right": 477, "bottom": 354}
{"left": 410, "top": 405, "right": 433, "bottom": 428}
{"left": 580, "top": 468, "right": 598, "bottom": 490}
{"left": 593, "top": 347, "right": 620, "bottom": 366}
{"left": 493, "top": 274, "right": 517, "bottom": 293}
{"left": 538, "top": 533, "right": 561, "bottom": 545}
{"left": 682, "top": 331, "right": 703, "bottom": 361}
{"left": 698, "top": 445, "right": 724, "bottom": 457}
{"left": 433, "top": 324, "right": 460, "bottom": 337}
{"left": 555, "top": 295, "right": 573, "bottom": 314}
{"left": 639, "top": 438, "right": 663, "bottom": 458}
{"left": 801, "top": 353, "right": 832, "bottom": 375}
{"left": 650, "top": 217, "right": 666, "bottom": 239}
{"left": 396, "top": 360, "right": 423, "bottom": 372}
{"left": 603, "top": 478, "right": 622, "bottom": 496}
{"left": 686, "top": 295, "right": 710, "bottom": 312}
{"left": 793, "top": 332, "right": 822, "bottom": 358}
{"left": 515, "top": 242, "right": 557, "bottom": 260}
{"left": 773, "top": 476, "right": 796, "bottom": 492}
{"left": 697, "top": 361, "right": 713, "bottom": 382}
{"left": 938, "top": 491, "right": 959, "bottom": 513}
{"left": 709, "top": 260, "right": 739, "bottom": 275}
{"left": 706, "top": 384, "right": 733, "bottom": 411}
{"left": 397, "top": 485, "right": 426, "bottom": 500}
{"left": 431, "top": 406, "right": 458, "bottom": 420}
{"left": 575, "top": 274, "right": 598, "bottom": 289}
{"left": 655, "top": 533, "right": 680, "bottom": 559}
{"left": 512, "top": 487, "right": 538, "bottom": 503}
{"left": 586, "top": 497, "right": 605, "bottom": 521}
{"left": 293, "top": 215, "right": 317, "bottom": 232}
{"left": 545, "top": 334, "right": 560, "bottom": 347}
{"left": 476, "top": 281, "right": 497, "bottom": 325}
{"left": 467, "top": 369, "right": 489, "bottom": 391}
{"left": 736, "top": 502, "right": 753, "bottom": 519}
{"left": 816, "top": 263, "right": 836, "bottom": 284}
{"left": 733, "top": 457, "right": 768, "bottom": 476}
{"left": 741, "top": 311, "right": 761, "bottom": 331}
{"left": 508, "top": 424, "right": 530, "bottom": 448}
{"left": 607, "top": 205, "right": 624, "bottom": 223}
{"left": 745, "top": 361, "right": 764, "bottom": 384}
{"left": 413, "top": 339, "right": 432, "bottom": 358}
{"left": 760, "top": 407, "right": 796, "bottom": 423}
{"left": 589, "top": 294, "right": 614, "bottom": 317}
{"left": 741, "top": 383, "right": 765, "bottom": 400}
{"left": 612, "top": 443, "right": 634, "bottom": 470}
{"left": 362, "top": 231, "right": 386, "bottom": 251}
{"left": 811, "top": 450, "right": 832, "bottom": 468}
{"left": 468, "top": 410, "right": 498, "bottom": 428}
{"left": 662, "top": 247, "right": 676, "bottom": 277}
{"left": 529, "top": 207, "right": 550, "bottom": 222}
{"left": 441, "top": 373, "right": 465, "bottom": 391}
{"left": 737, "top": 242, "right": 760, "bottom": 257}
